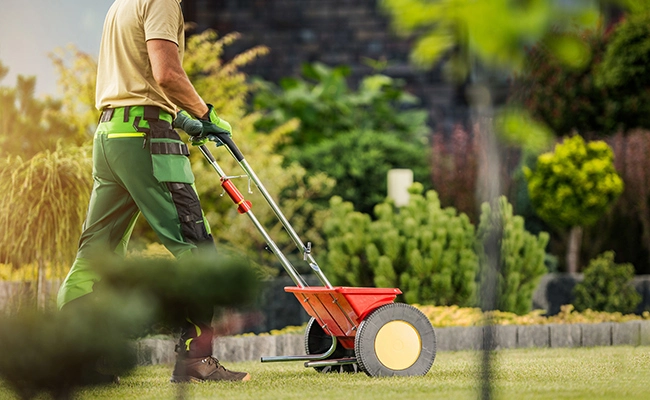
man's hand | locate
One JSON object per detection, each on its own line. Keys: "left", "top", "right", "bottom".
{"left": 173, "top": 110, "right": 203, "bottom": 135}
{"left": 173, "top": 108, "right": 228, "bottom": 147}
{"left": 199, "top": 104, "right": 232, "bottom": 137}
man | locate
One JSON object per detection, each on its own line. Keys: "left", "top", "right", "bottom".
{"left": 56, "top": 0, "right": 250, "bottom": 382}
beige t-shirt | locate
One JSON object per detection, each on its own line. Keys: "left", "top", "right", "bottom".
{"left": 95, "top": 0, "right": 184, "bottom": 116}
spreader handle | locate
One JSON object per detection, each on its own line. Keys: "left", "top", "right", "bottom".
{"left": 211, "top": 132, "right": 244, "bottom": 162}
{"left": 197, "top": 136, "right": 334, "bottom": 289}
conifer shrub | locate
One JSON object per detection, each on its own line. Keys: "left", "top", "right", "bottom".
{"left": 321, "top": 184, "right": 478, "bottom": 306}
{"left": 476, "top": 196, "right": 549, "bottom": 315}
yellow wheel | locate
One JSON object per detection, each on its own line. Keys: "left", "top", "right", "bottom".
{"left": 355, "top": 303, "right": 435, "bottom": 377}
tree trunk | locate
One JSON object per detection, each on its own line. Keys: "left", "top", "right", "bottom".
{"left": 566, "top": 226, "right": 583, "bottom": 274}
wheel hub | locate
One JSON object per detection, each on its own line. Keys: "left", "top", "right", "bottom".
{"left": 374, "top": 320, "right": 421, "bottom": 370}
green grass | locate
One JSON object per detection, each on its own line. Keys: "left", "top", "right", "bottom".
{"left": 2, "top": 346, "right": 649, "bottom": 400}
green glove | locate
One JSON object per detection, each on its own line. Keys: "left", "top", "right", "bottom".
{"left": 173, "top": 110, "right": 203, "bottom": 135}
{"left": 199, "top": 104, "right": 232, "bottom": 138}
{"left": 173, "top": 109, "right": 224, "bottom": 146}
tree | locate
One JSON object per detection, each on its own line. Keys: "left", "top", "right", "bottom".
{"left": 0, "top": 61, "right": 84, "bottom": 159}
{"left": 524, "top": 135, "right": 623, "bottom": 273}
{"left": 49, "top": 46, "right": 99, "bottom": 140}
{"left": 595, "top": 12, "right": 650, "bottom": 132}
{"left": 511, "top": 28, "right": 618, "bottom": 137}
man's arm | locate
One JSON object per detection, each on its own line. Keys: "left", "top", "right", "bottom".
{"left": 147, "top": 39, "right": 209, "bottom": 119}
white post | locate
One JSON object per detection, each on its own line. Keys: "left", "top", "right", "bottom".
{"left": 387, "top": 169, "right": 413, "bottom": 207}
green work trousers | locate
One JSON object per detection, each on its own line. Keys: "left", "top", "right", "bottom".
{"left": 57, "top": 106, "right": 215, "bottom": 358}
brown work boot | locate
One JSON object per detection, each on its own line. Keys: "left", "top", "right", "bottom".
{"left": 170, "top": 356, "right": 250, "bottom": 383}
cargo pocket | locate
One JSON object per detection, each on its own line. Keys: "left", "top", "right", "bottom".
{"left": 151, "top": 138, "right": 194, "bottom": 184}
{"left": 148, "top": 120, "right": 194, "bottom": 184}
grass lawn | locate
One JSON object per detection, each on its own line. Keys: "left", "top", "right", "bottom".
{"left": 1, "top": 346, "right": 648, "bottom": 400}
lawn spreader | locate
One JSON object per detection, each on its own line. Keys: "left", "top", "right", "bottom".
{"left": 194, "top": 132, "right": 436, "bottom": 377}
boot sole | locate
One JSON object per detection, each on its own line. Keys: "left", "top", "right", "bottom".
{"left": 170, "top": 373, "right": 251, "bottom": 383}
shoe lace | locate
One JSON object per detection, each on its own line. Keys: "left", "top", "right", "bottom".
{"left": 203, "top": 356, "right": 226, "bottom": 370}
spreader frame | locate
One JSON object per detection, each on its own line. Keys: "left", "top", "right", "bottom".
{"left": 196, "top": 133, "right": 435, "bottom": 376}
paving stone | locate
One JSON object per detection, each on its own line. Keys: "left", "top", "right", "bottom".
{"left": 549, "top": 324, "right": 581, "bottom": 348}
{"left": 640, "top": 321, "right": 650, "bottom": 346}
{"left": 213, "top": 336, "right": 248, "bottom": 362}
{"left": 582, "top": 323, "right": 612, "bottom": 347}
{"left": 435, "top": 326, "right": 483, "bottom": 351}
{"left": 434, "top": 327, "right": 454, "bottom": 351}
{"left": 245, "top": 335, "right": 277, "bottom": 361}
{"left": 612, "top": 321, "right": 640, "bottom": 346}
{"left": 517, "top": 325, "right": 550, "bottom": 348}
{"left": 280, "top": 333, "right": 305, "bottom": 356}
{"left": 136, "top": 338, "right": 175, "bottom": 365}
{"left": 493, "top": 325, "right": 518, "bottom": 350}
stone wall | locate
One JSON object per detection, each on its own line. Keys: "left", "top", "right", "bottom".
{"left": 137, "top": 320, "right": 650, "bottom": 364}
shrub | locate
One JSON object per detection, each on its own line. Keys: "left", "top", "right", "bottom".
{"left": 322, "top": 184, "right": 478, "bottom": 306}
{"left": 476, "top": 196, "right": 550, "bottom": 315}
{"left": 252, "top": 62, "right": 429, "bottom": 147}
{"left": 252, "top": 61, "right": 432, "bottom": 214}
{"left": 292, "top": 128, "right": 431, "bottom": 215}
{"left": 573, "top": 251, "right": 641, "bottom": 314}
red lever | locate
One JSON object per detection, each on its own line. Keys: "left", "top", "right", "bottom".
{"left": 221, "top": 178, "right": 252, "bottom": 214}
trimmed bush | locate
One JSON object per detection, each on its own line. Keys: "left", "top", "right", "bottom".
{"left": 573, "top": 251, "right": 641, "bottom": 314}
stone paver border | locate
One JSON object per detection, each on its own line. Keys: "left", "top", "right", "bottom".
{"left": 136, "top": 320, "right": 650, "bottom": 365}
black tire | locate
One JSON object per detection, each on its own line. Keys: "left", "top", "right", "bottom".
{"left": 355, "top": 303, "right": 436, "bottom": 377}
{"left": 304, "top": 317, "right": 358, "bottom": 373}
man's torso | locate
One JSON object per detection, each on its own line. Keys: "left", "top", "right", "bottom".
{"left": 95, "top": 0, "right": 184, "bottom": 115}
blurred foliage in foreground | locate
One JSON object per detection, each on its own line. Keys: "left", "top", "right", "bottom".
{"left": 0, "top": 254, "right": 261, "bottom": 399}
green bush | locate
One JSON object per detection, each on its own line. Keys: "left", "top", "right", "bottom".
{"left": 252, "top": 62, "right": 429, "bottom": 146}
{"left": 321, "top": 184, "right": 478, "bottom": 306}
{"left": 476, "top": 196, "right": 549, "bottom": 315}
{"left": 252, "top": 62, "right": 431, "bottom": 214}
{"left": 573, "top": 251, "right": 641, "bottom": 314}
{"left": 292, "top": 128, "right": 430, "bottom": 214}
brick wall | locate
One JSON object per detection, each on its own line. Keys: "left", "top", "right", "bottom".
{"left": 182, "top": 0, "right": 470, "bottom": 131}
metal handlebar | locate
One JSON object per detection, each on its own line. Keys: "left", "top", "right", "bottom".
{"left": 195, "top": 138, "right": 333, "bottom": 289}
